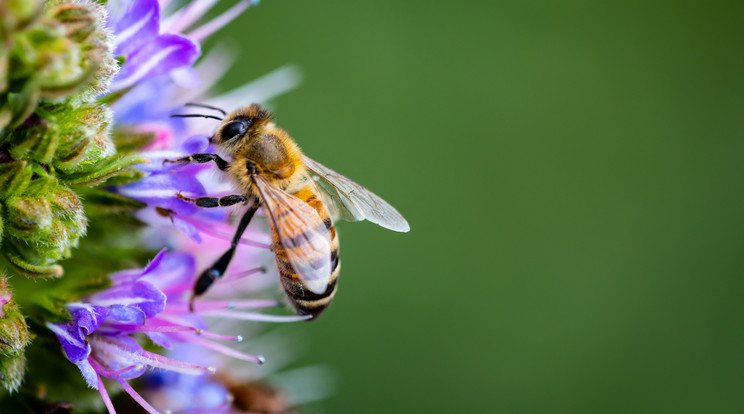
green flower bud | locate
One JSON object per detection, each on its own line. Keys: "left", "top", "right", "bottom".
{"left": 6, "top": 117, "right": 60, "bottom": 164}
{"left": 50, "top": 3, "right": 98, "bottom": 43}
{"left": 0, "top": 354, "right": 26, "bottom": 392}
{"left": 0, "top": 1, "right": 143, "bottom": 277}
{"left": 5, "top": 196, "right": 52, "bottom": 240}
{"left": 53, "top": 103, "right": 114, "bottom": 173}
{"left": 0, "top": 276, "right": 30, "bottom": 356}
{"left": 0, "top": 0, "right": 43, "bottom": 36}
{"left": 47, "top": 0, "right": 118, "bottom": 100}
{"left": 0, "top": 161, "right": 32, "bottom": 199}
{"left": 0, "top": 275, "right": 30, "bottom": 392}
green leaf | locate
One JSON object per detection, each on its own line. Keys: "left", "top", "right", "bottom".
{"left": 58, "top": 154, "right": 147, "bottom": 186}
{"left": 3, "top": 249, "right": 63, "bottom": 279}
{"left": 18, "top": 173, "right": 56, "bottom": 197}
{"left": 3, "top": 78, "right": 40, "bottom": 130}
{"left": 0, "top": 161, "right": 32, "bottom": 198}
{"left": 95, "top": 83, "right": 132, "bottom": 106}
{"left": 110, "top": 127, "right": 155, "bottom": 154}
{"left": 76, "top": 188, "right": 146, "bottom": 216}
{"left": 96, "top": 166, "right": 146, "bottom": 187}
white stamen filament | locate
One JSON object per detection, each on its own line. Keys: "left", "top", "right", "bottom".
{"left": 184, "top": 334, "right": 265, "bottom": 364}
{"left": 191, "top": 299, "right": 281, "bottom": 311}
{"left": 198, "top": 309, "right": 313, "bottom": 323}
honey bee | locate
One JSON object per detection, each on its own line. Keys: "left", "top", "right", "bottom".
{"left": 167, "top": 103, "right": 409, "bottom": 318}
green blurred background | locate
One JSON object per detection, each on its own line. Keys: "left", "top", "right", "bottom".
{"left": 215, "top": 1, "right": 744, "bottom": 412}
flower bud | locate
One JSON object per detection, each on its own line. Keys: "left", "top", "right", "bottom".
{"left": 0, "top": 276, "right": 30, "bottom": 356}
{"left": 0, "top": 274, "right": 30, "bottom": 391}
{"left": 47, "top": 1, "right": 118, "bottom": 100}
{"left": 0, "top": 0, "right": 43, "bottom": 33}
{"left": 0, "top": 354, "right": 26, "bottom": 392}
{"left": 53, "top": 103, "right": 114, "bottom": 174}
{"left": 50, "top": 4, "right": 98, "bottom": 43}
{"left": 6, "top": 119, "right": 60, "bottom": 164}
{"left": 5, "top": 196, "right": 52, "bottom": 240}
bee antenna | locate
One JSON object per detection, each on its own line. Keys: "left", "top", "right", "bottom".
{"left": 171, "top": 113, "right": 224, "bottom": 121}
{"left": 185, "top": 102, "right": 228, "bottom": 115}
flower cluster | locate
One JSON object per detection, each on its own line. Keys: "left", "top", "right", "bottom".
{"left": 0, "top": 0, "right": 142, "bottom": 277}
{"left": 46, "top": 249, "right": 301, "bottom": 412}
{"left": 0, "top": 1, "right": 324, "bottom": 413}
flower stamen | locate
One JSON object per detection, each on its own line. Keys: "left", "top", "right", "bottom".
{"left": 96, "top": 374, "right": 117, "bottom": 414}
{"left": 190, "top": 298, "right": 282, "bottom": 311}
{"left": 198, "top": 310, "right": 313, "bottom": 323}
{"left": 118, "top": 378, "right": 161, "bottom": 414}
{"left": 88, "top": 358, "right": 141, "bottom": 378}
{"left": 184, "top": 334, "right": 265, "bottom": 365}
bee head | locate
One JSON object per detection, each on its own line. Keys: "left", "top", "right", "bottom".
{"left": 211, "top": 104, "right": 273, "bottom": 150}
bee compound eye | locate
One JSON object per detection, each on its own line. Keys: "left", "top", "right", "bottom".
{"left": 222, "top": 121, "right": 247, "bottom": 140}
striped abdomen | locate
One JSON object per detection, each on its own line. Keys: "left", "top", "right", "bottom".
{"left": 273, "top": 182, "right": 340, "bottom": 318}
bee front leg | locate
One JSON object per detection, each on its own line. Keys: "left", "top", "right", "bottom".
{"left": 163, "top": 153, "right": 230, "bottom": 171}
{"left": 176, "top": 193, "right": 248, "bottom": 208}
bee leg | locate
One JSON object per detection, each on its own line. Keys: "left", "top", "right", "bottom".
{"left": 176, "top": 193, "right": 248, "bottom": 208}
{"left": 163, "top": 153, "right": 230, "bottom": 171}
{"left": 190, "top": 194, "right": 261, "bottom": 311}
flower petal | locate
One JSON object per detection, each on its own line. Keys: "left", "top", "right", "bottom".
{"left": 91, "top": 279, "right": 166, "bottom": 319}
{"left": 90, "top": 335, "right": 148, "bottom": 380}
{"left": 117, "top": 172, "right": 207, "bottom": 215}
{"left": 113, "top": 0, "right": 161, "bottom": 56}
{"left": 68, "top": 303, "right": 110, "bottom": 335}
{"left": 45, "top": 303, "right": 110, "bottom": 367}
{"left": 46, "top": 322, "right": 91, "bottom": 364}
{"left": 142, "top": 248, "right": 168, "bottom": 276}
{"left": 172, "top": 216, "right": 202, "bottom": 243}
{"left": 76, "top": 358, "right": 99, "bottom": 389}
{"left": 107, "top": 304, "right": 147, "bottom": 325}
{"left": 145, "top": 331, "right": 174, "bottom": 350}
{"left": 112, "top": 34, "right": 201, "bottom": 91}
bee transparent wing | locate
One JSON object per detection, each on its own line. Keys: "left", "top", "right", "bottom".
{"left": 302, "top": 156, "right": 410, "bottom": 232}
{"left": 253, "top": 174, "right": 332, "bottom": 294}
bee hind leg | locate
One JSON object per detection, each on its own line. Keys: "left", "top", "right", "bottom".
{"left": 190, "top": 195, "right": 260, "bottom": 311}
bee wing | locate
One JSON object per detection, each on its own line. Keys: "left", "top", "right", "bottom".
{"left": 254, "top": 174, "right": 332, "bottom": 294}
{"left": 302, "top": 156, "right": 410, "bottom": 232}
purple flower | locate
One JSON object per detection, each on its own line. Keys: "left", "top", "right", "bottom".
{"left": 47, "top": 248, "right": 305, "bottom": 413}
{"left": 109, "top": 0, "right": 199, "bottom": 91}
{"left": 107, "top": 0, "right": 258, "bottom": 92}
{"left": 45, "top": 251, "right": 210, "bottom": 413}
